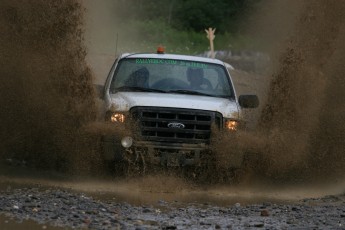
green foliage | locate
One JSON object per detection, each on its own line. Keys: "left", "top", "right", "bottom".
{"left": 90, "top": 0, "right": 261, "bottom": 55}
{"left": 110, "top": 0, "right": 260, "bottom": 33}
{"left": 173, "top": 0, "right": 242, "bottom": 32}
{"left": 115, "top": 19, "right": 257, "bottom": 55}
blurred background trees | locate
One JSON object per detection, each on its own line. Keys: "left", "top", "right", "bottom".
{"left": 85, "top": 0, "right": 261, "bottom": 55}
{"left": 112, "top": 0, "right": 259, "bottom": 33}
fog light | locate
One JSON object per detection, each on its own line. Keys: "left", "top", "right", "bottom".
{"left": 121, "top": 136, "right": 133, "bottom": 148}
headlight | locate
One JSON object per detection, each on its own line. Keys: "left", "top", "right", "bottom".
{"left": 105, "top": 111, "right": 126, "bottom": 123}
{"left": 111, "top": 113, "right": 125, "bottom": 123}
{"left": 224, "top": 120, "right": 239, "bottom": 131}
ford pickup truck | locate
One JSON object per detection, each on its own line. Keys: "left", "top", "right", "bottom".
{"left": 99, "top": 47, "right": 259, "bottom": 174}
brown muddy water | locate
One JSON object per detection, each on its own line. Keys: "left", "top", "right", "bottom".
{"left": 0, "top": 215, "right": 60, "bottom": 230}
{"left": 0, "top": 215, "right": 63, "bottom": 230}
{"left": 1, "top": 163, "right": 345, "bottom": 209}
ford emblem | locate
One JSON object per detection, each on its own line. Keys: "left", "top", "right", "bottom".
{"left": 167, "top": 122, "right": 185, "bottom": 129}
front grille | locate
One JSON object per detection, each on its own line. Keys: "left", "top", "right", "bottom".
{"left": 130, "top": 107, "right": 222, "bottom": 144}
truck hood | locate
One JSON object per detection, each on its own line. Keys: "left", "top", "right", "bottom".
{"left": 108, "top": 92, "right": 240, "bottom": 119}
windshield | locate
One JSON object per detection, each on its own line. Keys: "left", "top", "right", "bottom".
{"left": 110, "top": 57, "right": 235, "bottom": 99}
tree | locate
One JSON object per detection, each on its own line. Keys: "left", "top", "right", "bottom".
{"left": 170, "top": 0, "right": 260, "bottom": 33}
{"left": 110, "top": 0, "right": 260, "bottom": 33}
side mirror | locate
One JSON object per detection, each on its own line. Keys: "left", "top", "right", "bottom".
{"left": 238, "top": 95, "right": 259, "bottom": 108}
{"left": 93, "top": 84, "right": 104, "bottom": 99}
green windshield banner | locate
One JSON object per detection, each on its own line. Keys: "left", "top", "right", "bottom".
{"left": 135, "top": 58, "right": 208, "bottom": 69}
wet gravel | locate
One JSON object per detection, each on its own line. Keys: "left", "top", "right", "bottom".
{"left": 1, "top": 187, "right": 345, "bottom": 229}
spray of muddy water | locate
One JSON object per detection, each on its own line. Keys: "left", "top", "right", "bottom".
{"left": 191, "top": 1, "right": 345, "bottom": 185}
{"left": 1, "top": 0, "right": 345, "bottom": 202}
{"left": 251, "top": 0, "right": 345, "bottom": 182}
{"left": 0, "top": 0, "right": 103, "bottom": 174}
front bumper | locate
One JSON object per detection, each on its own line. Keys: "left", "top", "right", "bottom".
{"left": 130, "top": 140, "right": 209, "bottom": 166}
{"left": 102, "top": 135, "right": 209, "bottom": 166}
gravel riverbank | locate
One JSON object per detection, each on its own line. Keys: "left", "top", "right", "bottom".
{"left": 1, "top": 186, "right": 345, "bottom": 229}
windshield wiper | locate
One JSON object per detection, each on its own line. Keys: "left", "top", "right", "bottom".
{"left": 113, "top": 86, "right": 167, "bottom": 93}
{"left": 113, "top": 87, "right": 231, "bottom": 98}
{"left": 167, "top": 89, "right": 214, "bottom": 97}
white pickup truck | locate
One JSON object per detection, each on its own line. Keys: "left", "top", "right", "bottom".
{"left": 98, "top": 47, "right": 259, "bottom": 173}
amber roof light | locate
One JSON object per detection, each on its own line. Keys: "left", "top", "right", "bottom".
{"left": 157, "top": 46, "right": 165, "bottom": 54}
